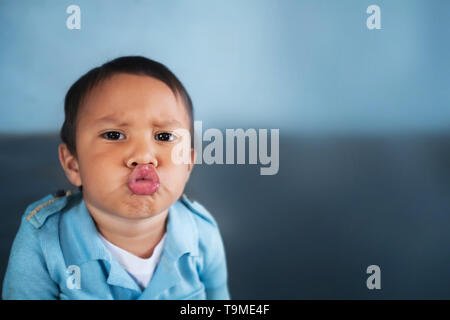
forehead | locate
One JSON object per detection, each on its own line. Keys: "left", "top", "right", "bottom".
{"left": 78, "top": 73, "right": 190, "bottom": 128}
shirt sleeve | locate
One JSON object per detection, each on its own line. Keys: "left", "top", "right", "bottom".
{"left": 199, "top": 225, "right": 231, "bottom": 300}
{"left": 2, "top": 215, "right": 59, "bottom": 300}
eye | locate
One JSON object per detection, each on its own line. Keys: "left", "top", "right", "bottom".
{"left": 155, "top": 132, "right": 177, "bottom": 142}
{"left": 102, "top": 131, "right": 125, "bottom": 140}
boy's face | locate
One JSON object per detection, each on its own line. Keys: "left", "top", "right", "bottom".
{"left": 59, "top": 73, "right": 194, "bottom": 219}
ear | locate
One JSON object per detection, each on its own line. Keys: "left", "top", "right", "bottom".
{"left": 186, "top": 147, "right": 196, "bottom": 179}
{"left": 58, "top": 143, "right": 82, "bottom": 187}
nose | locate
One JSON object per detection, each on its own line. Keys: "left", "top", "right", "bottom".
{"left": 125, "top": 138, "right": 158, "bottom": 168}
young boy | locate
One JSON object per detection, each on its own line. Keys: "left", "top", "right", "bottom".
{"left": 2, "top": 56, "right": 230, "bottom": 300}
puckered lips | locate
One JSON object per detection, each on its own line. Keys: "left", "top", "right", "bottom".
{"left": 127, "top": 164, "right": 160, "bottom": 195}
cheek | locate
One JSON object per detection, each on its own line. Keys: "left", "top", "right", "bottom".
{"left": 77, "top": 149, "right": 123, "bottom": 185}
{"left": 159, "top": 163, "right": 190, "bottom": 190}
{"left": 79, "top": 136, "right": 127, "bottom": 164}
{"left": 158, "top": 145, "right": 191, "bottom": 187}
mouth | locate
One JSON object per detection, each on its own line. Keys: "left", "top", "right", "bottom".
{"left": 127, "top": 164, "right": 160, "bottom": 195}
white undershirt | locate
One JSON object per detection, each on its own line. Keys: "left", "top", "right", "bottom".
{"left": 99, "top": 233, "right": 166, "bottom": 290}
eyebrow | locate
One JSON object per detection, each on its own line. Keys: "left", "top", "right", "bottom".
{"left": 96, "top": 115, "right": 183, "bottom": 128}
{"left": 96, "top": 116, "right": 129, "bottom": 127}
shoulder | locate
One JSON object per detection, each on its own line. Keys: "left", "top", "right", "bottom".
{"left": 2, "top": 190, "right": 76, "bottom": 299}
{"left": 178, "top": 194, "right": 225, "bottom": 254}
{"left": 179, "top": 193, "right": 218, "bottom": 229}
{"left": 24, "top": 189, "right": 79, "bottom": 229}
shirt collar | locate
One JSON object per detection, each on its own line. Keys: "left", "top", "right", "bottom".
{"left": 59, "top": 193, "right": 199, "bottom": 290}
{"left": 60, "top": 193, "right": 110, "bottom": 266}
{"left": 163, "top": 198, "right": 199, "bottom": 260}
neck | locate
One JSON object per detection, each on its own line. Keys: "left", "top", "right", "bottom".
{"left": 87, "top": 204, "right": 169, "bottom": 259}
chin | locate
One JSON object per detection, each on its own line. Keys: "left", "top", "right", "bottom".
{"left": 121, "top": 211, "right": 158, "bottom": 219}
{"left": 121, "top": 196, "right": 165, "bottom": 218}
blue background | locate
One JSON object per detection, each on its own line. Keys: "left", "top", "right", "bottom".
{"left": 1, "top": 0, "right": 449, "bottom": 134}
{"left": 1, "top": 0, "right": 450, "bottom": 299}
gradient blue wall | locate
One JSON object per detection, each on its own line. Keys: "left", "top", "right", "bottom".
{"left": 1, "top": 0, "right": 449, "bottom": 134}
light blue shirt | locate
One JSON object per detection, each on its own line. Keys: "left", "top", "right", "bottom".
{"left": 2, "top": 191, "right": 230, "bottom": 300}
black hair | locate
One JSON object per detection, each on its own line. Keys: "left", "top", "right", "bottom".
{"left": 60, "top": 56, "right": 194, "bottom": 157}
{"left": 60, "top": 56, "right": 194, "bottom": 156}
